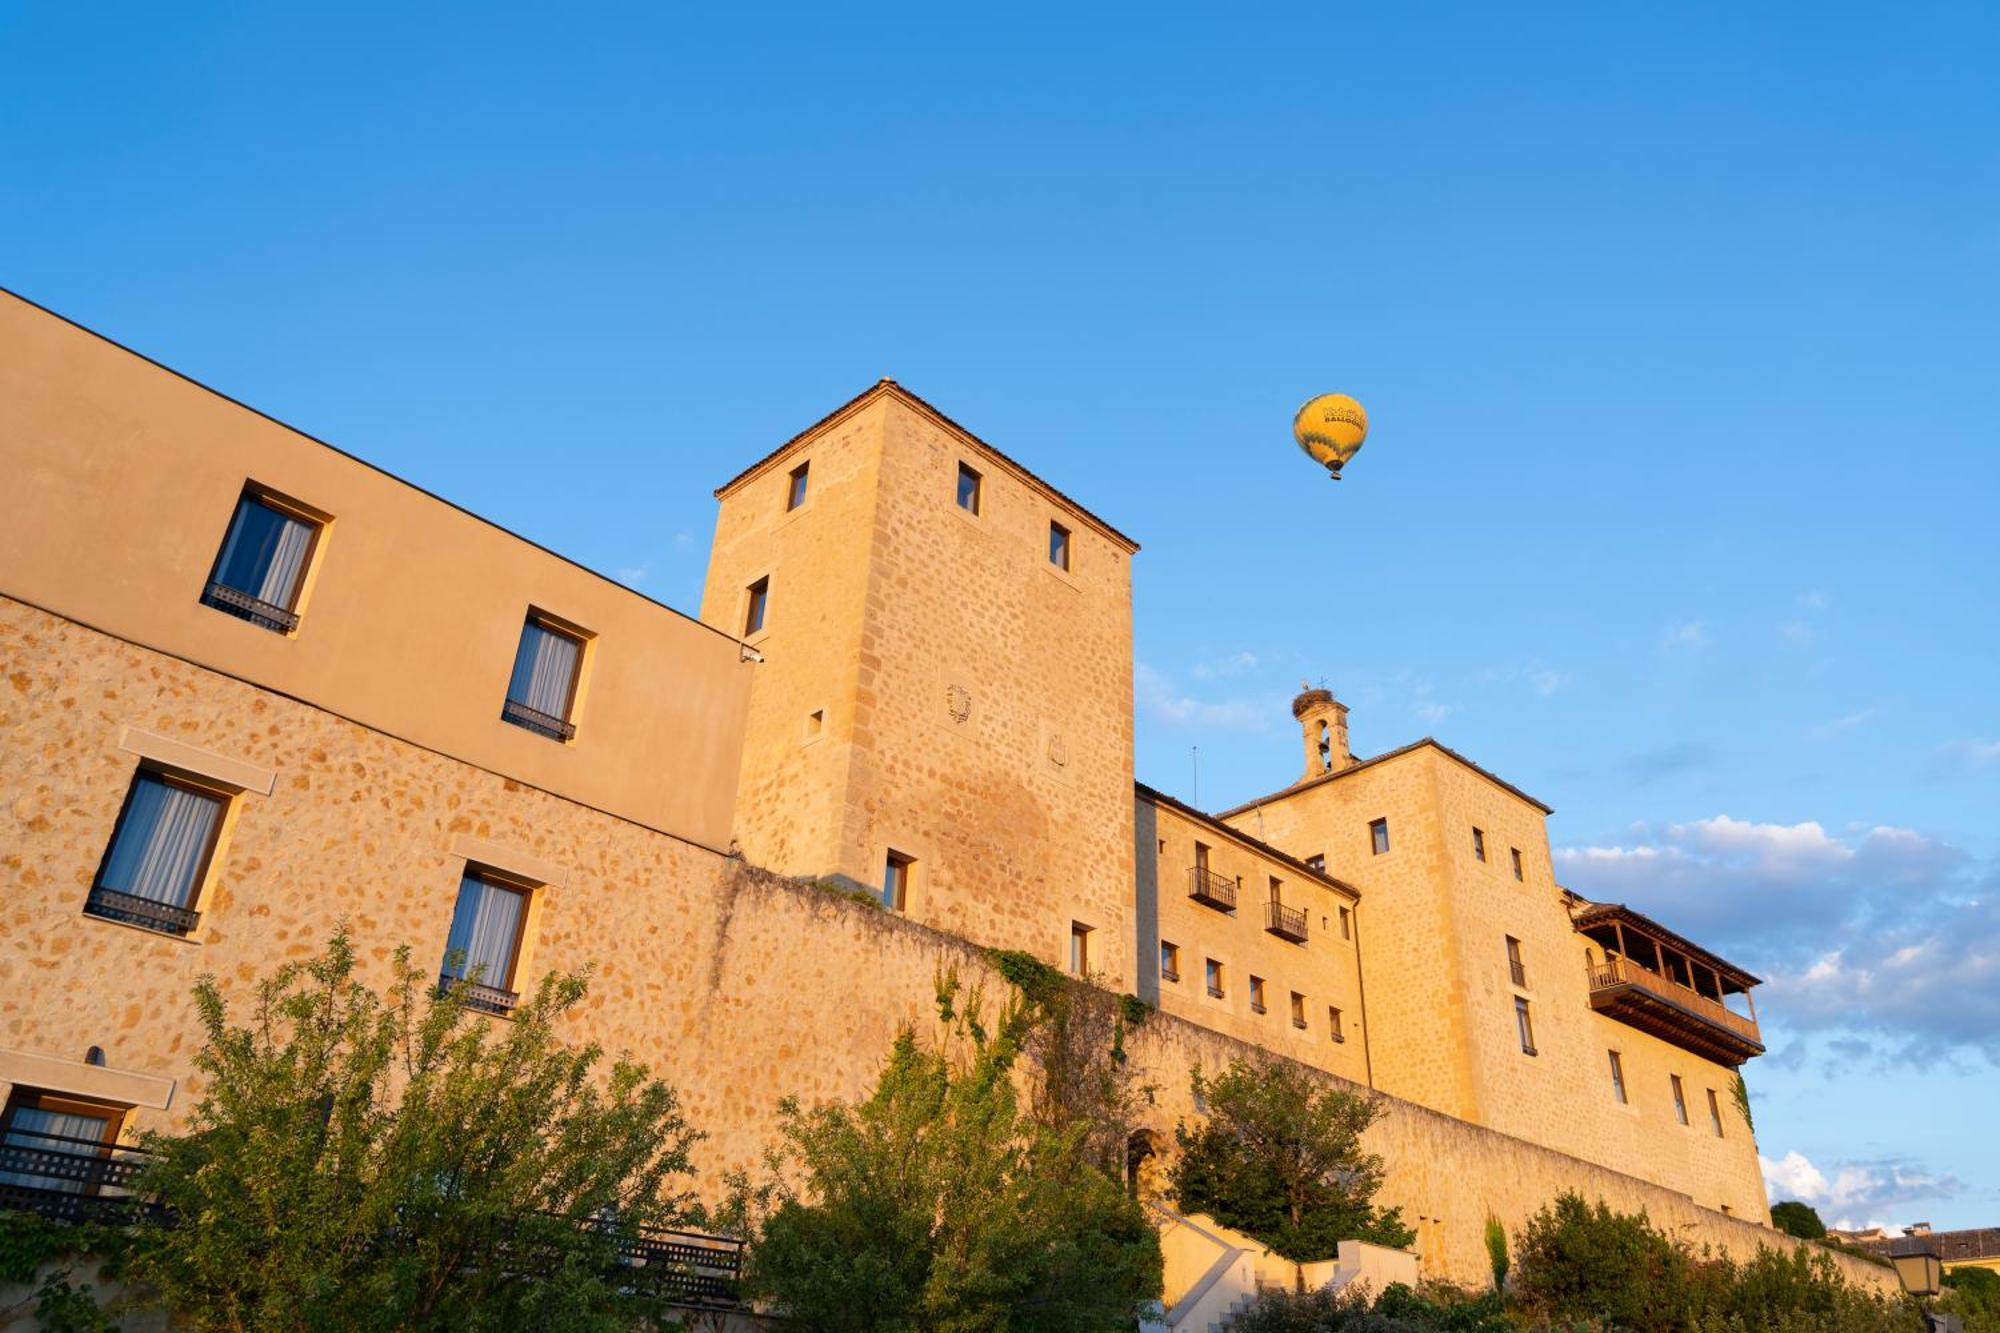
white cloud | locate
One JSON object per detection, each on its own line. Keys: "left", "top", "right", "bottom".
{"left": 1759, "top": 1149, "right": 1958, "bottom": 1229}
{"left": 1934, "top": 739, "right": 2000, "bottom": 775}
{"left": 1527, "top": 667, "right": 1572, "bottom": 698}
{"left": 1800, "top": 590, "right": 1831, "bottom": 610}
{"left": 1661, "top": 621, "right": 1709, "bottom": 652}
{"left": 1809, "top": 709, "right": 1875, "bottom": 738}
{"left": 673, "top": 531, "right": 696, "bottom": 551}
{"left": 1133, "top": 663, "right": 1275, "bottom": 732}
{"left": 1191, "top": 651, "right": 1260, "bottom": 681}
{"left": 614, "top": 565, "right": 649, "bottom": 585}
{"left": 1415, "top": 701, "right": 1452, "bottom": 725}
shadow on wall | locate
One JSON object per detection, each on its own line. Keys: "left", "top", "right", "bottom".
{"left": 1133, "top": 798, "right": 1160, "bottom": 1009}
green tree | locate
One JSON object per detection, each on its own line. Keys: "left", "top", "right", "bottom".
{"left": 1511, "top": 1193, "right": 1692, "bottom": 1331}
{"left": 1768, "top": 1199, "right": 1828, "bottom": 1240}
{"left": 726, "top": 969, "right": 1163, "bottom": 1332}
{"left": 126, "top": 928, "right": 704, "bottom": 1332}
{"left": 1167, "top": 1056, "right": 1414, "bottom": 1264}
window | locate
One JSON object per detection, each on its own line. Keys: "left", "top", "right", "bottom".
{"left": 1339, "top": 906, "right": 1352, "bottom": 940}
{"left": 786, "top": 461, "right": 810, "bottom": 511}
{"left": 1159, "top": 940, "right": 1180, "bottom": 982}
{"left": 1506, "top": 936, "right": 1527, "bottom": 988}
{"left": 440, "top": 869, "right": 531, "bottom": 1013}
{"left": 956, "top": 462, "right": 982, "bottom": 514}
{"left": 1369, "top": 819, "right": 1390, "bottom": 855}
{"left": 1070, "top": 922, "right": 1092, "bottom": 976}
{"left": 0, "top": 1089, "right": 127, "bottom": 1195}
{"left": 805, "top": 709, "right": 824, "bottom": 740}
{"left": 503, "top": 614, "right": 585, "bottom": 740}
{"left": 86, "top": 768, "right": 226, "bottom": 936}
{"left": 1472, "top": 828, "right": 1486, "bottom": 861}
{"left": 1290, "top": 991, "right": 1307, "bottom": 1029}
{"left": 1305, "top": 853, "right": 1325, "bottom": 873}
{"left": 201, "top": 488, "right": 321, "bottom": 633}
{"left": 1514, "top": 996, "right": 1537, "bottom": 1055}
{"left": 1707, "top": 1088, "right": 1725, "bottom": 1137}
{"left": 1205, "top": 959, "right": 1224, "bottom": 999}
{"left": 744, "top": 577, "right": 770, "bottom": 636}
{"left": 1329, "top": 1007, "right": 1346, "bottom": 1042}
{"left": 1194, "top": 842, "right": 1211, "bottom": 873}
{"left": 1608, "top": 1051, "right": 1628, "bottom": 1104}
{"left": 883, "top": 851, "right": 913, "bottom": 911}
{"left": 1048, "top": 521, "right": 1071, "bottom": 571}
{"left": 1511, "top": 848, "right": 1524, "bottom": 881}
{"left": 1249, "top": 975, "right": 1266, "bottom": 1013}
{"left": 1671, "top": 1074, "right": 1689, "bottom": 1125}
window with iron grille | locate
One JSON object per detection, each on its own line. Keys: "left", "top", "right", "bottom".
{"left": 85, "top": 767, "right": 227, "bottom": 937}
{"left": 1159, "top": 940, "right": 1180, "bottom": 982}
{"left": 201, "top": 488, "right": 322, "bottom": 633}
{"left": 503, "top": 614, "right": 585, "bottom": 741}
{"left": 440, "top": 869, "right": 532, "bottom": 1014}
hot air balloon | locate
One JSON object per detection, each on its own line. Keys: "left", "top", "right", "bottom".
{"left": 1293, "top": 393, "right": 1369, "bottom": 480}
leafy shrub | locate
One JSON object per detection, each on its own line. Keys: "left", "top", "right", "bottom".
{"left": 1769, "top": 1200, "right": 1827, "bottom": 1240}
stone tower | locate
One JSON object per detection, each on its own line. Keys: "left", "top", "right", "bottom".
{"left": 700, "top": 382, "right": 1140, "bottom": 982}
{"left": 1293, "top": 683, "right": 1351, "bottom": 782}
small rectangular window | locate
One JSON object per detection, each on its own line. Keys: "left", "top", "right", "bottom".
{"left": 1472, "top": 827, "right": 1487, "bottom": 861}
{"left": 1339, "top": 906, "right": 1352, "bottom": 940}
{"left": 1159, "top": 940, "right": 1180, "bottom": 982}
{"left": 1194, "top": 842, "right": 1210, "bottom": 872}
{"left": 1369, "top": 819, "right": 1390, "bottom": 855}
{"left": 1329, "top": 1006, "right": 1345, "bottom": 1041}
{"left": 1707, "top": 1088, "right": 1725, "bottom": 1137}
{"left": 1290, "top": 991, "right": 1307, "bottom": 1029}
{"left": 86, "top": 768, "right": 226, "bottom": 936}
{"left": 1070, "top": 922, "right": 1092, "bottom": 976}
{"left": 956, "top": 462, "right": 982, "bottom": 514}
{"left": 1511, "top": 848, "right": 1525, "bottom": 881}
{"left": 503, "top": 615, "right": 585, "bottom": 741}
{"left": 1206, "top": 959, "right": 1224, "bottom": 999}
{"left": 744, "top": 577, "right": 770, "bottom": 636}
{"left": 440, "top": 869, "right": 530, "bottom": 1014}
{"left": 1608, "top": 1051, "right": 1628, "bottom": 1104}
{"left": 883, "top": 851, "right": 913, "bottom": 912}
{"left": 786, "top": 461, "right": 810, "bottom": 511}
{"left": 1506, "top": 936, "right": 1527, "bottom": 989}
{"left": 202, "top": 489, "right": 322, "bottom": 633}
{"left": 1671, "top": 1074, "right": 1689, "bottom": 1124}
{"left": 1249, "top": 975, "right": 1266, "bottom": 1012}
{"left": 1514, "top": 996, "right": 1537, "bottom": 1055}
{"left": 1305, "top": 853, "right": 1325, "bottom": 873}
{"left": 1048, "top": 521, "right": 1071, "bottom": 571}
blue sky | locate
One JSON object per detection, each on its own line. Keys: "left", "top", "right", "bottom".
{"left": 5, "top": 2, "right": 1996, "bottom": 1230}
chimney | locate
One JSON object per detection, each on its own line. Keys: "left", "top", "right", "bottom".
{"left": 1293, "top": 682, "right": 1351, "bottom": 782}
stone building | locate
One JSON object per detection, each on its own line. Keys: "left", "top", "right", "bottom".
{"left": 0, "top": 288, "right": 1846, "bottom": 1291}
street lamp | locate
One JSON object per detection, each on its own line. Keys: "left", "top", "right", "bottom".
{"left": 1890, "top": 1245, "right": 1959, "bottom": 1333}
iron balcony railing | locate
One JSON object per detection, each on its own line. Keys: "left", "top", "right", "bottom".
{"left": 84, "top": 886, "right": 200, "bottom": 937}
{"left": 502, "top": 697, "right": 577, "bottom": 742}
{"left": 201, "top": 580, "right": 300, "bottom": 634}
{"left": 439, "top": 970, "right": 521, "bottom": 1016}
{"left": 1187, "top": 866, "right": 1237, "bottom": 911}
{"left": 1160, "top": 963, "right": 1179, "bottom": 983}
{"left": 0, "top": 1130, "right": 745, "bottom": 1307}
{"left": 0, "top": 1129, "right": 162, "bottom": 1226}
{"left": 1586, "top": 957, "right": 1760, "bottom": 1045}
{"left": 1509, "top": 959, "right": 1528, "bottom": 988}
{"left": 1265, "top": 900, "right": 1308, "bottom": 942}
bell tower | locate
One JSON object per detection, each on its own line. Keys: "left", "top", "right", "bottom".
{"left": 1293, "top": 683, "right": 1351, "bottom": 782}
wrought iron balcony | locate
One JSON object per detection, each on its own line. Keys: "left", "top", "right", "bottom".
{"left": 1187, "top": 866, "right": 1237, "bottom": 911}
{"left": 201, "top": 580, "right": 300, "bottom": 633}
{"left": 1265, "top": 899, "right": 1308, "bottom": 943}
{"left": 0, "top": 1129, "right": 161, "bottom": 1226}
{"left": 502, "top": 698, "right": 577, "bottom": 741}
{"left": 438, "top": 970, "right": 520, "bottom": 1015}
{"left": 84, "top": 886, "right": 199, "bottom": 937}
{"left": 1585, "top": 957, "right": 1763, "bottom": 1066}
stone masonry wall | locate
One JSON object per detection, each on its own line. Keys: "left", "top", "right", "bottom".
{"left": 0, "top": 598, "right": 1886, "bottom": 1296}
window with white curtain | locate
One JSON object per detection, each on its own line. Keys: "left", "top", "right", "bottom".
{"left": 440, "top": 870, "right": 530, "bottom": 1012}
{"left": 0, "top": 1091, "right": 125, "bottom": 1194}
{"left": 502, "top": 614, "right": 585, "bottom": 740}
{"left": 86, "top": 769, "right": 226, "bottom": 935}
{"left": 201, "top": 490, "right": 321, "bottom": 632}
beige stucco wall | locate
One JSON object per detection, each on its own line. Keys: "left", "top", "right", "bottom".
{"left": 1222, "top": 746, "right": 1770, "bottom": 1222}
{"left": 0, "top": 290, "right": 752, "bottom": 852}
{"left": 1135, "top": 793, "right": 1369, "bottom": 1086}
{"left": 0, "top": 598, "right": 1882, "bottom": 1298}
{"left": 702, "top": 387, "right": 1138, "bottom": 984}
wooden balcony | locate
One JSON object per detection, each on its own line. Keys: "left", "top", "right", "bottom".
{"left": 1585, "top": 957, "right": 1764, "bottom": 1066}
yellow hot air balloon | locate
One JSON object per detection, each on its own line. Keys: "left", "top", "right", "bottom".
{"left": 1293, "top": 393, "right": 1369, "bottom": 480}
